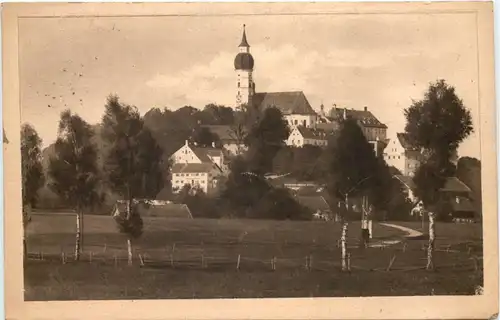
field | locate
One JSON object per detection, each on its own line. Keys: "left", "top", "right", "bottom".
{"left": 24, "top": 213, "right": 483, "bottom": 300}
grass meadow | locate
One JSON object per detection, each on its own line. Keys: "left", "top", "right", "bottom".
{"left": 24, "top": 213, "right": 483, "bottom": 300}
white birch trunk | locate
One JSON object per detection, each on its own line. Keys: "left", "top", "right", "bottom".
{"left": 127, "top": 238, "right": 133, "bottom": 266}
{"left": 368, "top": 220, "right": 373, "bottom": 239}
{"left": 341, "top": 221, "right": 348, "bottom": 271}
{"left": 426, "top": 211, "right": 435, "bottom": 270}
{"left": 74, "top": 212, "right": 82, "bottom": 261}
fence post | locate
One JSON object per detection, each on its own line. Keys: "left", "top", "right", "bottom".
{"left": 89, "top": 251, "right": 93, "bottom": 263}
{"left": 386, "top": 254, "right": 396, "bottom": 271}
{"left": 114, "top": 255, "right": 118, "bottom": 268}
{"left": 305, "top": 256, "right": 309, "bottom": 270}
{"left": 61, "top": 252, "right": 66, "bottom": 264}
{"left": 171, "top": 243, "right": 176, "bottom": 268}
{"left": 236, "top": 254, "right": 241, "bottom": 270}
{"left": 347, "top": 253, "right": 351, "bottom": 272}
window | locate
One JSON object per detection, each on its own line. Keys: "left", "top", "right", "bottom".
{"left": 398, "top": 156, "right": 400, "bottom": 159}
{"left": 238, "top": 82, "right": 240, "bottom": 88}
{"left": 294, "top": 120, "right": 298, "bottom": 125}
{"left": 195, "top": 173, "right": 199, "bottom": 176}
{"left": 302, "top": 120, "right": 307, "bottom": 127}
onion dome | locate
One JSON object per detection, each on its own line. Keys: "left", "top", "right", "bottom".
{"left": 234, "top": 52, "right": 254, "bottom": 70}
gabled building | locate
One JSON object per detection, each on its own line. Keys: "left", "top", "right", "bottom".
{"left": 233, "top": 25, "right": 318, "bottom": 129}
{"left": 170, "top": 140, "right": 226, "bottom": 194}
{"left": 112, "top": 200, "right": 193, "bottom": 219}
{"left": 320, "top": 106, "right": 388, "bottom": 157}
{"left": 252, "top": 91, "right": 318, "bottom": 129}
{"left": 396, "top": 175, "right": 477, "bottom": 221}
{"left": 286, "top": 126, "right": 329, "bottom": 148}
{"left": 383, "top": 132, "right": 420, "bottom": 176}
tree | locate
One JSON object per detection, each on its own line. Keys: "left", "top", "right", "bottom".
{"left": 176, "top": 185, "right": 220, "bottom": 218}
{"left": 245, "top": 107, "right": 290, "bottom": 174}
{"left": 404, "top": 80, "right": 473, "bottom": 162}
{"left": 200, "top": 104, "right": 235, "bottom": 125}
{"left": 21, "top": 123, "right": 45, "bottom": 258}
{"left": 404, "top": 79, "right": 474, "bottom": 270}
{"left": 326, "top": 118, "right": 379, "bottom": 271}
{"left": 48, "top": 110, "right": 102, "bottom": 261}
{"left": 192, "top": 127, "right": 220, "bottom": 148}
{"left": 101, "top": 95, "right": 163, "bottom": 265}
{"left": 456, "top": 157, "right": 482, "bottom": 219}
{"left": 219, "top": 156, "right": 271, "bottom": 217}
{"left": 252, "top": 187, "right": 311, "bottom": 220}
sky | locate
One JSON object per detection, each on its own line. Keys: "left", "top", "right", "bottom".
{"left": 19, "top": 13, "right": 481, "bottom": 159}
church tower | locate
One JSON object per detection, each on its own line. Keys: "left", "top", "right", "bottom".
{"left": 234, "top": 24, "right": 255, "bottom": 107}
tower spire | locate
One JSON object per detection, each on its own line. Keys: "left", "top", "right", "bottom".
{"left": 239, "top": 24, "right": 250, "bottom": 47}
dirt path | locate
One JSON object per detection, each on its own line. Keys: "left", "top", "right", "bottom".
{"left": 369, "top": 222, "right": 423, "bottom": 248}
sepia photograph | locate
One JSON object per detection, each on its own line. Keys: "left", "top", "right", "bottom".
{"left": 2, "top": 2, "right": 498, "bottom": 319}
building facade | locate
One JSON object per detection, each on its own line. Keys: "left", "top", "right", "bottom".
{"left": 286, "top": 126, "right": 329, "bottom": 148}
{"left": 383, "top": 132, "right": 420, "bottom": 176}
{"left": 170, "top": 140, "right": 225, "bottom": 194}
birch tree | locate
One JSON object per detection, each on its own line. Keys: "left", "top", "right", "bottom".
{"left": 101, "top": 94, "right": 163, "bottom": 265}
{"left": 21, "top": 123, "right": 45, "bottom": 258}
{"left": 48, "top": 110, "right": 102, "bottom": 261}
{"left": 404, "top": 79, "right": 473, "bottom": 270}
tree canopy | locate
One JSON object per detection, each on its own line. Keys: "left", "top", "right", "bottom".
{"left": 48, "top": 110, "right": 103, "bottom": 212}
{"left": 404, "top": 79, "right": 473, "bottom": 162}
{"left": 405, "top": 80, "right": 474, "bottom": 208}
{"left": 326, "top": 118, "right": 379, "bottom": 202}
{"left": 21, "top": 123, "right": 45, "bottom": 207}
{"left": 101, "top": 95, "right": 165, "bottom": 201}
{"left": 245, "top": 107, "right": 290, "bottom": 174}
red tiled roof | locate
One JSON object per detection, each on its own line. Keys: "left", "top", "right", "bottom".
{"left": 252, "top": 91, "right": 316, "bottom": 115}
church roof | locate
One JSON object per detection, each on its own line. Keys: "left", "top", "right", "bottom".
{"left": 252, "top": 91, "right": 316, "bottom": 115}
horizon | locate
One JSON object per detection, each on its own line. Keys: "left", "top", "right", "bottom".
{"left": 20, "top": 14, "right": 481, "bottom": 159}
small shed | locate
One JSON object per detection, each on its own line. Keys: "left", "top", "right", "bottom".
{"left": 112, "top": 200, "right": 193, "bottom": 219}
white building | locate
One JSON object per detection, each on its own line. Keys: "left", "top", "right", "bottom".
{"left": 170, "top": 140, "right": 225, "bottom": 194}
{"left": 383, "top": 132, "right": 420, "bottom": 176}
{"left": 286, "top": 126, "right": 329, "bottom": 148}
